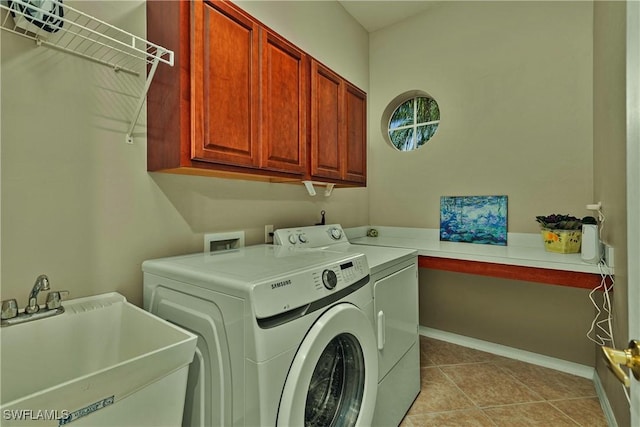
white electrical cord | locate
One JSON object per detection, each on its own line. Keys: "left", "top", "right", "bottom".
{"left": 586, "top": 259, "right": 631, "bottom": 404}
{"left": 586, "top": 208, "right": 611, "bottom": 345}
{"left": 584, "top": 206, "right": 630, "bottom": 402}
{"left": 587, "top": 260, "right": 615, "bottom": 346}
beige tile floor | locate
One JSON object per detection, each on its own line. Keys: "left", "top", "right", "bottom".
{"left": 400, "top": 336, "right": 608, "bottom": 427}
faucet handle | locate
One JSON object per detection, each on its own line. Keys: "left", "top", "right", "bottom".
{"left": 24, "top": 297, "right": 40, "bottom": 314}
{"left": 46, "top": 291, "right": 69, "bottom": 310}
{"left": 1, "top": 299, "right": 18, "bottom": 320}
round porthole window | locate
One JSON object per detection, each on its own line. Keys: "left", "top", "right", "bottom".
{"left": 382, "top": 92, "right": 440, "bottom": 151}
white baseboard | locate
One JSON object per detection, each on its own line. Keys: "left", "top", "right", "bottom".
{"left": 419, "top": 326, "right": 595, "bottom": 379}
{"left": 592, "top": 372, "right": 619, "bottom": 427}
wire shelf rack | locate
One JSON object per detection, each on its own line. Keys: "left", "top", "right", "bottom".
{"left": 0, "top": 0, "right": 174, "bottom": 143}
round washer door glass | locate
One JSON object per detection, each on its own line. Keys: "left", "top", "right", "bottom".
{"left": 305, "top": 333, "right": 364, "bottom": 427}
{"left": 276, "top": 303, "right": 378, "bottom": 427}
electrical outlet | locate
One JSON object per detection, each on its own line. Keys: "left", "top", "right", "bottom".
{"left": 604, "top": 243, "right": 615, "bottom": 269}
{"left": 265, "top": 225, "right": 274, "bottom": 244}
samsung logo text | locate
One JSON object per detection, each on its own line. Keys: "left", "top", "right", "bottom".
{"left": 271, "top": 280, "right": 292, "bottom": 289}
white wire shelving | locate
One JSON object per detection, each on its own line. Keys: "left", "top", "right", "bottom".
{"left": 0, "top": 0, "right": 174, "bottom": 143}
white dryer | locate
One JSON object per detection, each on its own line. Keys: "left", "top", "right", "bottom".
{"left": 142, "top": 245, "right": 378, "bottom": 427}
{"left": 274, "top": 225, "right": 420, "bottom": 427}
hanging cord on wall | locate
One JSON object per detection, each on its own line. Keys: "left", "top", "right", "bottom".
{"left": 586, "top": 207, "right": 610, "bottom": 345}
{"left": 586, "top": 260, "right": 615, "bottom": 346}
{"left": 586, "top": 259, "right": 631, "bottom": 404}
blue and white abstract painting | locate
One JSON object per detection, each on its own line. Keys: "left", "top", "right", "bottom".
{"left": 440, "top": 195, "right": 508, "bottom": 246}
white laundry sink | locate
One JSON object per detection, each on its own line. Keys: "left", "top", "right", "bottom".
{"left": 0, "top": 292, "right": 197, "bottom": 426}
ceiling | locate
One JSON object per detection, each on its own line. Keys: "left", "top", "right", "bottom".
{"left": 338, "top": 1, "right": 439, "bottom": 33}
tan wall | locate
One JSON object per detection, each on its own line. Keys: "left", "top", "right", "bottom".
{"left": 0, "top": 1, "right": 369, "bottom": 306}
{"left": 368, "top": 1, "right": 598, "bottom": 365}
{"left": 368, "top": 1, "right": 594, "bottom": 231}
{"left": 593, "top": 2, "right": 630, "bottom": 426}
{"left": 419, "top": 270, "right": 597, "bottom": 366}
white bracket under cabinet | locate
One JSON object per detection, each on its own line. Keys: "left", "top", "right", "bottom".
{"left": 302, "top": 181, "right": 336, "bottom": 197}
{"left": 0, "top": 0, "right": 174, "bottom": 144}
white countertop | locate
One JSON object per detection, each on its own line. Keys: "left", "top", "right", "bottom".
{"left": 346, "top": 226, "right": 603, "bottom": 275}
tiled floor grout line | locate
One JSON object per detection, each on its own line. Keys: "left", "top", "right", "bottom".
{"left": 546, "top": 395, "right": 600, "bottom": 402}
{"left": 409, "top": 337, "right": 609, "bottom": 427}
{"left": 463, "top": 362, "right": 595, "bottom": 424}
{"left": 490, "top": 360, "right": 548, "bottom": 403}
{"left": 430, "top": 360, "right": 506, "bottom": 368}
{"left": 479, "top": 404, "right": 579, "bottom": 427}
{"left": 547, "top": 400, "right": 585, "bottom": 427}
{"left": 438, "top": 360, "right": 551, "bottom": 409}
{"left": 435, "top": 365, "right": 484, "bottom": 410}
{"left": 475, "top": 399, "right": 554, "bottom": 409}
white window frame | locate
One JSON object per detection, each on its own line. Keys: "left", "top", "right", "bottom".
{"left": 388, "top": 96, "right": 440, "bottom": 151}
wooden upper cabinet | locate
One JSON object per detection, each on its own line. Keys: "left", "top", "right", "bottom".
{"left": 146, "top": 0, "right": 190, "bottom": 172}
{"left": 344, "top": 83, "right": 367, "bottom": 183}
{"left": 310, "top": 60, "right": 367, "bottom": 184}
{"left": 192, "top": 0, "right": 308, "bottom": 175}
{"left": 260, "top": 31, "right": 307, "bottom": 174}
{"left": 147, "top": 0, "right": 364, "bottom": 185}
{"left": 310, "top": 61, "right": 343, "bottom": 181}
{"left": 192, "top": 0, "right": 260, "bottom": 167}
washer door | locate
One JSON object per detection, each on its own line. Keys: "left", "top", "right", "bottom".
{"left": 277, "top": 303, "right": 378, "bottom": 427}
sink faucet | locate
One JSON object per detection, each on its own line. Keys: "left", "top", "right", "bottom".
{"left": 1, "top": 274, "right": 68, "bottom": 327}
{"left": 24, "top": 274, "right": 51, "bottom": 314}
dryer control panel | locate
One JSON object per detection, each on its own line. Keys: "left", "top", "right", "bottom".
{"left": 273, "top": 224, "right": 349, "bottom": 249}
{"left": 252, "top": 253, "right": 368, "bottom": 322}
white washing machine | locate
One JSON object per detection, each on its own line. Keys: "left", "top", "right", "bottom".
{"left": 142, "top": 245, "right": 378, "bottom": 427}
{"left": 274, "top": 225, "right": 420, "bottom": 427}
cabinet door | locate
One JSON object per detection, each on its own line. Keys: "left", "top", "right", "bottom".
{"left": 260, "top": 30, "right": 307, "bottom": 174}
{"left": 192, "top": 0, "right": 260, "bottom": 167}
{"left": 310, "top": 60, "right": 344, "bottom": 181}
{"left": 344, "top": 83, "right": 367, "bottom": 183}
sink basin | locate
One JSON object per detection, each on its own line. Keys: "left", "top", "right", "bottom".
{"left": 0, "top": 292, "right": 197, "bottom": 426}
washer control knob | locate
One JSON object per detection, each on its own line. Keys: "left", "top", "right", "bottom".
{"left": 322, "top": 269, "right": 338, "bottom": 290}
{"left": 329, "top": 227, "right": 342, "bottom": 240}
{"left": 298, "top": 234, "right": 308, "bottom": 243}
{"left": 288, "top": 234, "right": 297, "bottom": 245}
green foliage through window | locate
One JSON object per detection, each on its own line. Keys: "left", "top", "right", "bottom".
{"left": 388, "top": 96, "right": 440, "bottom": 151}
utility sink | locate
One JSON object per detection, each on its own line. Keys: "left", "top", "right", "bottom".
{"left": 0, "top": 292, "right": 197, "bottom": 426}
